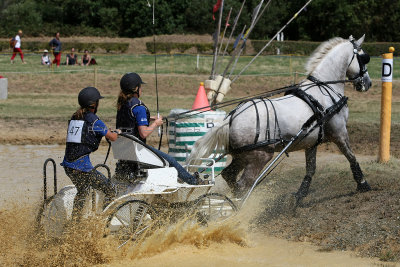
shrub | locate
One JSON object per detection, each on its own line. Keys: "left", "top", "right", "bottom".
{"left": 146, "top": 42, "right": 236, "bottom": 54}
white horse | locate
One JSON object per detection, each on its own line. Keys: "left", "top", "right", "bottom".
{"left": 188, "top": 35, "right": 372, "bottom": 201}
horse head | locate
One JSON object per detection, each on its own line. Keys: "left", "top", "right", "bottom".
{"left": 347, "top": 34, "right": 372, "bottom": 92}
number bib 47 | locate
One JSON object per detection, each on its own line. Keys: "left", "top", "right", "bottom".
{"left": 67, "top": 120, "right": 85, "bottom": 143}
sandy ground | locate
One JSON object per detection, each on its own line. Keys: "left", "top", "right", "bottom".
{"left": 0, "top": 144, "right": 394, "bottom": 266}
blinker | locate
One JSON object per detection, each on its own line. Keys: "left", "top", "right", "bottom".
{"left": 358, "top": 53, "right": 370, "bottom": 64}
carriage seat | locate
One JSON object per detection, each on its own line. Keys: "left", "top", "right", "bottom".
{"left": 112, "top": 134, "right": 168, "bottom": 168}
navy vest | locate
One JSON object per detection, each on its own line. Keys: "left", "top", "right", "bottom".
{"left": 116, "top": 98, "right": 150, "bottom": 143}
{"left": 65, "top": 112, "right": 103, "bottom": 162}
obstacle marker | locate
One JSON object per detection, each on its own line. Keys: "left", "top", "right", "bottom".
{"left": 168, "top": 108, "right": 227, "bottom": 173}
{"left": 379, "top": 47, "right": 395, "bottom": 163}
{"left": 192, "top": 82, "right": 211, "bottom": 111}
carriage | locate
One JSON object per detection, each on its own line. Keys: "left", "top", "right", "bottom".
{"left": 37, "top": 133, "right": 237, "bottom": 246}
{"left": 38, "top": 35, "right": 373, "bottom": 247}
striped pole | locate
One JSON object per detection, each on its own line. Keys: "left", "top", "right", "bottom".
{"left": 379, "top": 47, "right": 395, "bottom": 163}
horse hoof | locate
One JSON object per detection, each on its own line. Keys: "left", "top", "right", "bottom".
{"left": 356, "top": 181, "right": 371, "bottom": 192}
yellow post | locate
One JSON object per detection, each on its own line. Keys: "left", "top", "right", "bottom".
{"left": 379, "top": 47, "right": 395, "bottom": 163}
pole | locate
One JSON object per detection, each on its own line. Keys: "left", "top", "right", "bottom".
{"left": 152, "top": 0, "right": 161, "bottom": 138}
{"left": 220, "top": 0, "right": 246, "bottom": 65}
{"left": 379, "top": 47, "right": 394, "bottom": 163}
{"left": 232, "top": 0, "right": 313, "bottom": 83}
{"left": 210, "top": 0, "right": 225, "bottom": 79}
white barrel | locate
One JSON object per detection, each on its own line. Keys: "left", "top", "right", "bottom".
{"left": 168, "top": 109, "right": 227, "bottom": 173}
{"left": 0, "top": 78, "right": 7, "bottom": 99}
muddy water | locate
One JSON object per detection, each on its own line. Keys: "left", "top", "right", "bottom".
{"left": 0, "top": 145, "right": 385, "bottom": 266}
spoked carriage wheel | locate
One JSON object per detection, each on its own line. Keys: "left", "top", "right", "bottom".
{"left": 191, "top": 193, "right": 238, "bottom": 226}
{"left": 35, "top": 196, "right": 55, "bottom": 232}
{"left": 105, "top": 200, "right": 157, "bottom": 247}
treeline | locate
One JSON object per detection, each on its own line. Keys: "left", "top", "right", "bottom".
{"left": 1, "top": 0, "right": 399, "bottom": 42}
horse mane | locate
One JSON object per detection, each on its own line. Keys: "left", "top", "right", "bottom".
{"left": 305, "top": 37, "right": 347, "bottom": 74}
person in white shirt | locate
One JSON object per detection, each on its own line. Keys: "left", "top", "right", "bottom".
{"left": 41, "top": 50, "right": 51, "bottom": 65}
{"left": 10, "top": 30, "right": 26, "bottom": 64}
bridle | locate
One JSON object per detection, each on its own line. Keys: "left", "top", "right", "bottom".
{"left": 347, "top": 40, "right": 370, "bottom": 88}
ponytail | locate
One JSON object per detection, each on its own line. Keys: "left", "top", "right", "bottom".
{"left": 72, "top": 107, "right": 87, "bottom": 120}
{"left": 117, "top": 90, "right": 136, "bottom": 110}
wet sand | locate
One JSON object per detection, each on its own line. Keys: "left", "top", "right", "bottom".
{"left": 0, "top": 145, "right": 390, "bottom": 266}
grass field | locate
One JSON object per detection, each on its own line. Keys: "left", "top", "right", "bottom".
{"left": 1, "top": 52, "right": 400, "bottom": 157}
{"left": 2, "top": 52, "right": 400, "bottom": 79}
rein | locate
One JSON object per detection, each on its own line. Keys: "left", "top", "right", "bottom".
{"left": 172, "top": 78, "right": 355, "bottom": 121}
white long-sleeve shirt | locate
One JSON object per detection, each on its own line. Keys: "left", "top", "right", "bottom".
{"left": 14, "top": 35, "right": 21, "bottom": 48}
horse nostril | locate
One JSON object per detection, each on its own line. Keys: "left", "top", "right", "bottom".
{"left": 369, "top": 81, "right": 372, "bottom": 87}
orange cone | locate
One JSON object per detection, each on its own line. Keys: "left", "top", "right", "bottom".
{"left": 192, "top": 82, "right": 211, "bottom": 111}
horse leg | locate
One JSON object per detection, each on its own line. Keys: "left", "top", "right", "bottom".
{"left": 334, "top": 135, "right": 371, "bottom": 192}
{"left": 221, "top": 155, "right": 245, "bottom": 191}
{"left": 294, "top": 146, "right": 317, "bottom": 203}
{"left": 235, "top": 150, "right": 273, "bottom": 197}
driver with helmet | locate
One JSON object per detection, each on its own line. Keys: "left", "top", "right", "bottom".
{"left": 114, "top": 72, "right": 203, "bottom": 185}
{"left": 61, "top": 87, "right": 120, "bottom": 219}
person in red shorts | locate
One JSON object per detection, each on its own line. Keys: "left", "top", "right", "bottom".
{"left": 49, "top": 32, "right": 62, "bottom": 67}
{"left": 10, "top": 30, "right": 26, "bottom": 64}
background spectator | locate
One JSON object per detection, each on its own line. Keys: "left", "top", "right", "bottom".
{"left": 66, "top": 48, "right": 78, "bottom": 66}
{"left": 49, "top": 32, "right": 62, "bottom": 67}
{"left": 41, "top": 49, "right": 51, "bottom": 65}
{"left": 81, "top": 50, "right": 91, "bottom": 66}
{"left": 10, "top": 30, "right": 26, "bottom": 64}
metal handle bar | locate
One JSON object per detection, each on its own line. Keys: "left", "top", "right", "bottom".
{"left": 43, "top": 158, "right": 57, "bottom": 200}
{"left": 93, "top": 164, "right": 111, "bottom": 180}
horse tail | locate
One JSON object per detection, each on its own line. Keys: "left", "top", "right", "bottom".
{"left": 187, "top": 121, "right": 230, "bottom": 164}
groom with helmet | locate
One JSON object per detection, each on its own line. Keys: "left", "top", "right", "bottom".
{"left": 62, "top": 87, "right": 120, "bottom": 219}
{"left": 114, "top": 72, "right": 203, "bottom": 185}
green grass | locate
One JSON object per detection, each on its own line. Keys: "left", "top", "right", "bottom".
{"left": 1, "top": 52, "right": 399, "bottom": 124}
{"left": 2, "top": 53, "right": 399, "bottom": 79}
{"left": 0, "top": 94, "right": 196, "bottom": 120}
{"left": 348, "top": 100, "right": 400, "bottom": 124}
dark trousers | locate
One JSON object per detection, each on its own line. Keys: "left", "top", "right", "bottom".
{"left": 64, "top": 167, "right": 115, "bottom": 218}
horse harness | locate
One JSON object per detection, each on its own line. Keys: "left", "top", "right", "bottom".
{"left": 228, "top": 76, "right": 348, "bottom": 153}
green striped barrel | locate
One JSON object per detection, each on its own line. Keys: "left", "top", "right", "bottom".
{"left": 167, "top": 109, "right": 227, "bottom": 173}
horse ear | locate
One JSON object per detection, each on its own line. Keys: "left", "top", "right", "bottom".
{"left": 355, "top": 34, "right": 366, "bottom": 47}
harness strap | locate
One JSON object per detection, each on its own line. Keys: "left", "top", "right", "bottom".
{"left": 250, "top": 99, "right": 261, "bottom": 144}
{"left": 267, "top": 98, "right": 283, "bottom": 142}
{"left": 260, "top": 98, "right": 271, "bottom": 140}
{"left": 285, "top": 86, "right": 324, "bottom": 114}
{"left": 285, "top": 86, "right": 325, "bottom": 145}
{"left": 308, "top": 75, "right": 339, "bottom": 104}
{"left": 300, "top": 96, "right": 348, "bottom": 146}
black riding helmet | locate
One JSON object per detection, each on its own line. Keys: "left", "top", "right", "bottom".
{"left": 78, "top": 87, "right": 104, "bottom": 108}
{"left": 120, "top": 72, "right": 146, "bottom": 94}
